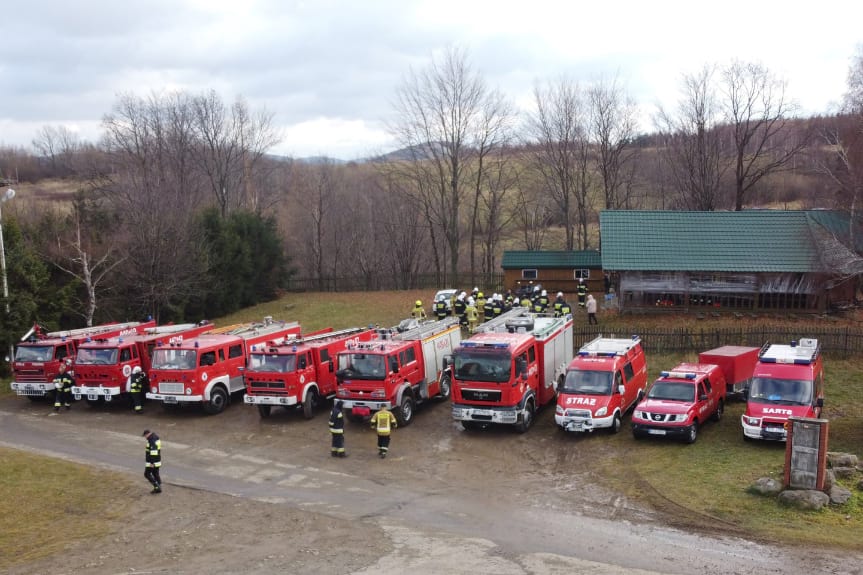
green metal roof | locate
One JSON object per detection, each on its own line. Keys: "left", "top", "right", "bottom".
{"left": 501, "top": 250, "right": 602, "bottom": 269}
{"left": 599, "top": 210, "right": 835, "bottom": 272}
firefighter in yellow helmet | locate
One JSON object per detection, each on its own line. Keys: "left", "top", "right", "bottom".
{"left": 411, "top": 300, "right": 427, "bottom": 320}
{"left": 370, "top": 405, "right": 398, "bottom": 458}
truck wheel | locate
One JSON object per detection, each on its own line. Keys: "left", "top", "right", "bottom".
{"left": 610, "top": 412, "right": 622, "bottom": 434}
{"left": 204, "top": 386, "right": 228, "bottom": 415}
{"left": 303, "top": 388, "right": 319, "bottom": 419}
{"left": 515, "top": 399, "right": 535, "bottom": 433}
{"left": 257, "top": 405, "right": 271, "bottom": 418}
{"left": 712, "top": 400, "right": 724, "bottom": 422}
{"left": 686, "top": 421, "right": 698, "bottom": 444}
{"left": 396, "top": 393, "right": 415, "bottom": 426}
{"left": 437, "top": 373, "right": 451, "bottom": 400}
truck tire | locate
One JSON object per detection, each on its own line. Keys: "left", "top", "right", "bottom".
{"left": 515, "top": 398, "right": 535, "bottom": 433}
{"left": 257, "top": 405, "right": 271, "bottom": 418}
{"left": 437, "top": 373, "right": 451, "bottom": 400}
{"left": 204, "top": 385, "right": 228, "bottom": 415}
{"left": 610, "top": 412, "right": 622, "bottom": 434}
{"left": 712, "top": 399, "right": 724, "bottom": 422}
{"left": 396, "top": 393, "right": 415, "bottom": 426}
{"left": 686, "top": 420, "right": 698, "bottom": 444}
{"left": 303, "top": 388, "right": 319, "bottom": 419}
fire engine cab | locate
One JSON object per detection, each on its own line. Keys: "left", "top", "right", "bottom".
{"left": 451, "top": 307, "right": 573, "bottom": 433}
{"left": 244, "top": 326, "right": 377, "bottom": 418}
{"left": 555, "top": 336, "right": 648, "bottom": 434}
{"left": 741, "top": 339, "right": 824, "bottom": 441}
{"left": 146, "top": 319, "right": 300, "bottom": 414}
{"left": 10, "top": 320, "right": 155, "bottom": 399}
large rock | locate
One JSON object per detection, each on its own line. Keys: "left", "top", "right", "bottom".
{"left": 829, "top": 485, "right": 853, "bottom": 505}
{"left": 777, "top": 489, "right": 830, "bottom": 510}
{"left": 824, "top": 469, "right": 835, "bottom": 491}
{"left": 833, "top": 466, "right": 857, "bottom": 480}
{"left": 747, "top": 477, "right": 784, "bottom": 497}
{"left": 827, "top": 452, "right": 859, "bottom": 468}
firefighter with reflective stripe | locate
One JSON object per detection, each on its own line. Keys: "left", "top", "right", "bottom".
{"left": 560, "top": 301, "right": 573, "bottom": 316}
{"left": 538, "top": 290, "right": 550, "bottom": 311}
{"left": 433, "top": 296, "right": 448, "bottom": 320}
{"left": 130, "top": 366, "right": 147, "bottom": 414}
{"left": 453, "top": 292, "right": 468, "bottom": 327}
{"left": 492, "top": 294, "right": 504, "bottom": 317}
{"left": 466, "top": 297, "right": 480, "bottom": 333}
{"left": 143, "top": 429, "right": 162, "bottom": 494}
{"left": 553, "top": 292, "right": 565, "bottom": 316}
{"left": 329, "top": 400, "right": 347, "bottom": 457}
{"left": 52, "top": 361, "right": 75, "bottom": 413}
{"left": 577, "top": 279, "right": 587, "bottom": 307}
{"left": 370, "top": 405, "right": 398, "bottom": 458}
{"left": 411, "top": 300, "right": 427, "bottom": 320}
{"left": 483, "top": 296, "right": 495, "bottom": 320}
{"left": 475, "top": 292, "right": 486, "bottom": 312}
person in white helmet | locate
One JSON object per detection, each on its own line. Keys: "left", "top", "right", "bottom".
{"left": 454, "top": 292, "right": 468, "bottom": 327}
{"left": 553, "top": 292, "right": 566, "bottom": 317}
{"left": 130, "top": 365, "right": 148, "bottom": 414}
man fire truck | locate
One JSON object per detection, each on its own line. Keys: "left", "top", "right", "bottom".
{"left": 71, "top": 322, "right": 214, "bottom": 406}
{"left": 451, "top": 307, "right": 573, "bottom": 432}
{"left": 335, "top": 316, "right": 461, "bottom": 426}
{"left": 741, "top": 338, "right": 824, "bottom": 441}
{"left": 243, "top": 327, "right": 377, "bottom": 419}
{"left": 10, "top": 320, "right": 156, "bottom": 400}
{"left": 146, "top": 318, "right": 300, "bottom": 414}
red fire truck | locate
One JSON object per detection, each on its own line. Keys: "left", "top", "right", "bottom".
{"left": 146, "top": 319, "right": 301, "bottom": 414}
{"left": 741, "top": 338, "right": 824, "bottom": 441}
{"left": 71, "top": 322, "right": 214, "bottom": 405}
{"left": 243, "top": 327, "right": 377, "bottom": 418}
{"left": 335, "top": 317, "right": 461, "bottom": 426}
{"left": 9, "top": 320, "right": 156, "bottom": 400}
{"left": 451, "top": 307, "right": 574, "bottom": 432}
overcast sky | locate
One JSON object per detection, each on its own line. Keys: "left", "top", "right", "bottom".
{"left": 2, "top": 0, "right": 861, "bottom": 160}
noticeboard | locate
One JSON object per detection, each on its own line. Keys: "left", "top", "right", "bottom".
{"left": 784, "top": 417, "right": 829, "bottom": 490}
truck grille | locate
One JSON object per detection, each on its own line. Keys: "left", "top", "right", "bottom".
{"left": 461, "top": 388, "right": 502, "bottom": 402}
{"left": 248, "top": 380, "right": 285, "bottom": 389}
{"left": 567, "top": 409, "right": 592, "bottom": 418}
{"left": 15, "top": 369, "right": 46, "bottom": 383}
{"left": 159, "top": 382, "right": 184, "bottom": 395}
{"left": 643, "top": 412, "right": 669, "bottom": 422}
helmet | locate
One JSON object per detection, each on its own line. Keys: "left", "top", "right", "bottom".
{"left": 579, "top": 278, "right": 584, "bottom": 283}
{"left": 132, "top": 366, "right": 142, "bottom": 374}
{"left": 557, "top": 292, "right": 563, "bottom": 298}
{"left": 541, "top": 290, "right": 547, "bottom": 297}
{"left": 473, "top": 286, "right": 479, "bottom": 292}
{"left": 415, "top": 300, "right": 422, "bottom": 306}
{"left": 468, "top": 297, "right": 475, "bottom": 305}
{"left": 478, "top": 292, "right": 484, "bottom": 298}
{"left": 533, "top": 285, "right": 540, "bottom": 292}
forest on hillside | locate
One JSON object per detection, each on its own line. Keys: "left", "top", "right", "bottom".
{"left": 0, "top": 48, "right": 862, "bottom": 339}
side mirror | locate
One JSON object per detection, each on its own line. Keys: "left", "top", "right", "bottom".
{"left": 816, "top": 397, "right": 824, "bottom": 408}
{"left": 699, "top": 394, "right": 708, "bottom": 402}
{"left": 329, "top": 361, "right": 334, "bottom": 373}
{"left": 618, "top": 384, "right": 626, "bottom": 396}
{"left": 442, "top": 355, "right": 453, "bottom": 370}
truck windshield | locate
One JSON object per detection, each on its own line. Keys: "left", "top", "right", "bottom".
{"left": 248, "top": 353, "right": 296, "bottom": 373}
{"left": 337, "top": 353, "right": 386, "bottom": 379}
{"left": 647, "top": 381, "right": 695, "bottom": 402}
{"left": 14, "top": 345, "right": 53, "bottom": 362}
{"left": 748, "top": 377, "right": 812, "bottom": 405}
{"left": 76, "top": 348, "right": 119, "bottom": 365}
{"left": 150, "top": 348, "right": 197, "bottom": 370}
{"left": 560, "top": 370, "right": 612, "bottom": 395}
{"left": 453, "top": 351, "right": 511, "bottom": 383}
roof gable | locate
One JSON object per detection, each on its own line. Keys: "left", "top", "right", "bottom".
{"left": 501, "top": 250, "right": 602, "bottom": 269}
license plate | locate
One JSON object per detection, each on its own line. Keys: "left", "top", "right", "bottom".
{"left": 647, "top": 429, "right": 666, "bottom": 436}
{"left": 473, "top": 410, "right": 492, "bottom": 417}
{"left": 766, "top": 426, "right": 784, "bottom": 433}
{"left": 24, "top": 384, "right": 33, "bottom": 390}
{"left": 163, "top": 396, "right": 179, "bottom": 404}
{"left": 87, "top": 393, "right": 99, "bottom": 401}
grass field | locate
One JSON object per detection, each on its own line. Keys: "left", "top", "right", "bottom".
{"left": 3, "top": 290, "right": 863, "bottom": 552}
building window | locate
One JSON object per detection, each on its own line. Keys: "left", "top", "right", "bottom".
{"left": 521, "top": 269, "right": 538, "bottom": 280}
{"left": 573, "top": 269, "right": 590, "bottom": 280}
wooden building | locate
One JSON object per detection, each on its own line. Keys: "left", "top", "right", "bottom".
{"left": 501, "top": 250, "right": 604, "bottom": 299}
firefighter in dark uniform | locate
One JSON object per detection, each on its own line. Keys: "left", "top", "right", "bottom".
{"left": 370, "top": 405, "right": 398, "bottom": 458}
{"left": 492, "top": 294, "right": 504, "bottom": 317}
{"left": 130, "top": 366, "right": 147, "bottom": 414}
{"left": 560, "top": 300, "right": 573, "bottom": 316}
{"left": 434, "top": 296, "right": 448, "bottom": 320}
{"left": 329, "top": 400, "right": 347, "bottom": 457}
{"left": 454, "top": 292, "right": 468, "bottom": 327}
{"left": 553, "top": 292, "right": 566, "bottom": 317}
{"left": 483, "top": 296, "right": 495, "bottom": 320}
{"left": 577, "top": 279, "right": 587, "bottom": 308}
{"left": 52, "top": 361, "right": 75, "bottom": 412}
{"left": 143, "top": 429, "right": 162, "bottom": 494}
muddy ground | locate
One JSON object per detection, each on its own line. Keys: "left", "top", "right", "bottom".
{"left": 1, "top": 393, "right": 858, "bottom": 575}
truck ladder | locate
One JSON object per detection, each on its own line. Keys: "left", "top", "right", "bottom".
{"left": 230, "top": 320, "right": 300, "bottom": 341}
{"left": 144, "top": 323, "right": 208, "bottom": 335}
{"left": 578, "top": 335, "right": 641, "bottom": 356}
{"left": 395, "top": 316, "right": 460, "bottom": 341}
{"left": 473, "top": 306, "right": 531, "bottom": 334}
{"left": 284, "top": 326, "right": 368, "bottom": 346}
{"left": 44, "top": 321, "right": 146, "bottom": 340}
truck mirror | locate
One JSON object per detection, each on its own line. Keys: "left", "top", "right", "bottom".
{"left": 442, "top": 355, "right": 453, "bottom": 369}
{"left": 390, "top": 358, "right": 399, "bottom": 373}
{"left": 699, "top": 394, "right": 708, "bottom": 402}
{"left": 329, "top": 361, "right": 334, "bottom": 373}
{"left": 816, "top": 397, "right": 824, "bottom": 408}
{"left": 618, "top": 384, "right": 625, "bottom": 396}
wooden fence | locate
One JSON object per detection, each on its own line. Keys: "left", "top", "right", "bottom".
{"left": 572, "top": 325, "right": 863, "bottom": 356}
{"left": 285, "top": 273, "right": 505, "bottom": 293}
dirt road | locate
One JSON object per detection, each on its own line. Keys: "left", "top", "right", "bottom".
{"left": 1, "top": 395, "right": 859, "bottom": 574}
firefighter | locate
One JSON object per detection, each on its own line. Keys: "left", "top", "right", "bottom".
{"left": 586, "top": 293, "right": 598, "bottom": 325}
{"left": 539, "top": 290, "right": 550, "bottom": 312}
{"left": 454, "top": 292, "right": 468, "bottom": 327}
{"left": 411, "top": 300, "right": 427, "bottom": 320}
{"left": 475, "top": 291, "right": 486, "bottom": 312}
{"left": 560, "top": 300, "right": 573, "bottom": 316}
{"left": 466, "top": 297, "right": 480, "bottom": 333}
{"left": 52, "top": 361, "right": 75, "bottom": 413}
{"left": 577, "top": 279, "right": 587, "bottom": 308}
{"left": 433, "top": 296, "right": 448, "bottom": 320}
{"left": 329, "top": 400, "right": 347, "bottom": 457}
{"left": 483, "top": 295, "right": 495, "bottom": 320}
{"left": 492, "top": 294, "right": 504, "bottom": 317}
{"left": 370, "top": 405, "right": 398, "bottom": 458}
{"left": 130, "top": 366, "right": 148, "bottom": 414}
{"left": 519, "top": 293, "right": 532, "bottom": 308}
{"left": 553, "top": 292, "right": 565, "bottom": 316}
{"left": 142, "top": 429, "right": 162, "bottom": 494}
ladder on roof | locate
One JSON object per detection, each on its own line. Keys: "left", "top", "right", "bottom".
{"left": 144, "top": 323, "right": 202, "bottom": 335}
{"left": 44, "top": 321, "right": 144, "bottom": 340}
{"left": 281, "top": 326, "right": 368, "bottom": 346}
{"left": 473, "top": 306, "right": 531, "bottom": 334}
{"left": 229, "top": 320, "right": 300, "bottom": 340}
{"left": 395, "top": 316, "right": 460, "bottom": 341}
{"left": 580, "top": 335, "right": 641, "bottom": 356}
{"left": 207, "top": 323, "right": 254, "bottom": 335}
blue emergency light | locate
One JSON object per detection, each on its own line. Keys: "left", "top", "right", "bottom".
{"left": 660, "top": 371, "right": 697, "bottom": 379}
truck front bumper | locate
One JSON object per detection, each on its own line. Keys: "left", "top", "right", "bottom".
{"left": 340, "top": 399, "right": 392, "bottom": 412}
{"left": 452, "top": 404, "right": 519, "bottom": 425}
{"left": 555, "top": 413, "right": 615, "bottom": 432}
{"left": 146, "top": 392, "right": 203, "bottom": 404}
{"left": 632, "top": 422, "right": 692, "bottom": 439}
{"left": 10, "top": 382, "right": 53, "bottom": 396}
{"left": 73, "top": 386, "right": 122, "bottom": 401}
{"left": 741, "top": 417, "right": 787, "bottom": 441}
{"left": 244, "top": 394, "right": 298, "bottom": 407}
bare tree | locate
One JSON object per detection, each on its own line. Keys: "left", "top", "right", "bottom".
{"left": 388, "top": 46, "right": 512, "bottom": 284}
{"left": 477, "top": 150, "right": 519, "bottom": 281}
{"left": 655, "top": 66, "right": 728, "bottom": 211}
{"left": 845, "top": 44, "right": 863, "bottom": 115}
{"left": 32, "top": 125, "right": 80, "bottom": 176}
{"left": 588, "top": 76, "right": 640, "bottom": 209}
{"left": 721, "top": 60, "right": 809, "bottom": 211}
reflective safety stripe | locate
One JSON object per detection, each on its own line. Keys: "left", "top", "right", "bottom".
{"left": 329, "top": 429, "right": 344, "bottom": 434}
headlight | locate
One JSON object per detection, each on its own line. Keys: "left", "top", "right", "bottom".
{"left": 371, "top": 389, "right": 386, "bottom": 399}
{"left": 744, "top": 415, "right": 761, "bottom": 426}
{"left": 555, "top": 404, "right": 564, "bottom": 415}
{"left": 337, "top": 388, "right": 347, "bottom": 398}
{"left": 186, "top": 387, "right": 192, "bottom": 395}
{"left": 151, "top": 386, "right": 158, "bottom": 394}
{"left": 595, "top": 406, "right": 607, "bottom": 417}
{"left": 634, "top": 410, "right": 645, "bottom": 420}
